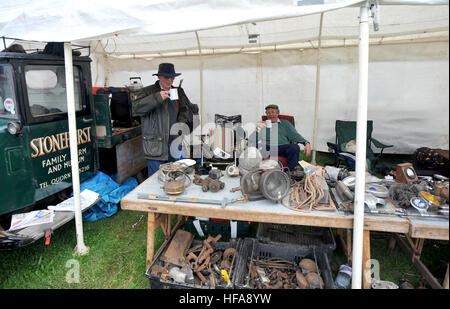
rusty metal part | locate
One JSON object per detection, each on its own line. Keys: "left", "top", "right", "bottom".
{"left": 171, "top": 233, "right": 240, "bottom": 287}
{"left": 434, "top": 183, "right": 449, "bottom": 201}
{"left": 210, "top": 251, "right": 223, "bottom": 264}
{"left": 194, "top": 255, "right": 211, "bottom": 273}
{"left": 197, "top": 271, "right": 208, "bottom": 284}
{"left": 209, "top": 168, "right": 222, "bottom": 180}
{"left": 255, "top": 257, "right": 297, "bottom": 270}
{"left": 160, "top": 230, "right": 194, "bottom": 266}
{"left": 194, "top": 174, "right": 225, "bottom": 193}
{"left": 249, "top": 261, "right": 258, "bottom": 280}
{"left": 220, "top": 247, "right": 237, "bottom": 271}
{"left": 186, "top": 252, "right": 198, "bottom": 263}
{"left": 210, "top": 273, "right": 217, "bottom": 288}
{"left": 193, "top": 174, "right": 203, "bottom": 185}
{"left": 245, "top": 256, "right": 323, "bottom": 289}
{"left": 296, "top": 270, "right": 309, "bottom": 289}
{"left": 151, "top": 265, "right": 169, "bottom": 277}
{"left": 163, "top": 179, "right": 186, "bottom": 195}
{"left": 187, "top": 244, "right": 203, "bottom": 254}
{"left": 299, "top": 258, "right": 317, "bottom": 274}
{"left": 151, "top": 232, "right": 239, "bottom": 288}
{"left": 305, "top": 272, "right": 324, "bottom": 289}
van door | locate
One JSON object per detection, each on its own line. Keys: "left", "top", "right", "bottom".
{"left": 21, "top": 63, "right": 97, "bottom": 205}
{"left": 0, "top": 63, "right": 34, "bottom": 216}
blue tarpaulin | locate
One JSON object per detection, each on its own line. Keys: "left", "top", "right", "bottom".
{"left": 77, "top": 171, "right": 138, "bottom": 222}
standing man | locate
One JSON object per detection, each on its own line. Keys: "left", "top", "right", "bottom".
{"left": 253, "top": 104, "right": 311, "bottom": 171}
{"left": 132, "top": 63, "right": 199, "bottom": 176}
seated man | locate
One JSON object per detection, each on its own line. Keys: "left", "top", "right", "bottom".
{"left": 251, "top": 104, "right": 311, "bottom": 171}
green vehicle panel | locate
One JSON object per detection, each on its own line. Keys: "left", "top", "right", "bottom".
{"left": 0, "top": 51, "right": 98, "bottom": 216}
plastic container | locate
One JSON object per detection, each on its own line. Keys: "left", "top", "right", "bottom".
{"left": 256, "top": 223, "right": 336, "bottom": 258}
{"left": 334, "top": 264, "right": 352, "bottom": 289}
{"left": 146, "top": 237, "right": 241, "bottom": 289}
{"left": 233, "top": 238, "right": 335, "bottom": 289}
{"left": 185, "top": 217, "right": 251, "bottom": 238}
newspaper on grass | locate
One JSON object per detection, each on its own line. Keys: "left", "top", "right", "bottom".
{"left": 48, "top": 189, "right": 99, "bottom": 212}
{"left": 8, "top": 209, "right": 55, "bottom": 231}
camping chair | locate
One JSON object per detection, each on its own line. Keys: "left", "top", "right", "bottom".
{"left": 261, "top": 114, "right": 295, "bottom": 168}
{"left": 327, "top": 120, "right": 393, "bottom": 173}
{"left": 201, "top": 114, "right": 245, "bottom": 165}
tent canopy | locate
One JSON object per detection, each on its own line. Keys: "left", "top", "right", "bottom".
{"left": 1, "top": 0, "right": 448, "bottom": 57}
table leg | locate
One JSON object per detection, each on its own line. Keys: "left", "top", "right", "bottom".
{"left": 443, "top": 264, "right": 449, "bottom": 289}
{"left": 166, "top": 214, "right": 172, "bottom": 237}
{"left": 347, "top": 229, "right": 353, "bottom": 265}
{"left": 362, "top": 230, "right": 371, "bottom": 289}
{"left": 146, "top": 213, "right": 156, "bottom": 269}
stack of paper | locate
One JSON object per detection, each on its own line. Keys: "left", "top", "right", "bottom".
{"left": 48, "top": 189, "right": 99, "bottom": 212}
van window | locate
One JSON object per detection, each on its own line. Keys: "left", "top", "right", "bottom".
{"left": 0, "top": 64, "right": 18, "bottom": 119}
{"left": 25, "top": 65, "right": 83, "bottom": 117}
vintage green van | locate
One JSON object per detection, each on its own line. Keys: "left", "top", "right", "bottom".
{"left": 0, "top": 50, "right": 98, "bottom": 221}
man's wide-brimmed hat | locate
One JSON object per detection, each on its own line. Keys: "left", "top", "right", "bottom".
{"left": 153, "top": 63, "right": 181, "bottom": 78}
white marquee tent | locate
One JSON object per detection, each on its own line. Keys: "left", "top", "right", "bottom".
{"left": 2, "top": 0, "right": 448, "bottom": 152}
{"left": 1, "top": 0, "right": 448, "bottom": 289}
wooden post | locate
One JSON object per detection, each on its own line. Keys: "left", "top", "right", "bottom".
{"left": 146, "top": 213, "right": 156, "bottom": 269}
{"left": 416, "top": 238, "right": 424, "bottom": 259}
{"left": 362, "top": 230, "right": 371, "bottom": 289}
{"left": 347, "top": 229, "right": 353, "bottom": 265}
{"left": 388, "top": 233, "right": 396, "bottom": 250}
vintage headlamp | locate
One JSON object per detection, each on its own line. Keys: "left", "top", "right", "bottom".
{"left": 240, "top": 168, "right": 290, "bottom": 203}
{"left": 7, "top": 122, "right": 22, "bottom": 136}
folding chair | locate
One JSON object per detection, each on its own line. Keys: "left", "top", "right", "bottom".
{"left": 327, "top": 120, "right": 393, "bottom": 173}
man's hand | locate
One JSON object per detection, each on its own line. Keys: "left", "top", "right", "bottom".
{"left": 160, "top": 90, "right": 170, "bottom": 100}
{"left": 256, "top": 120, "right": 265, "bottom": 130}
{"left": 304, "top": 142, "right": 311, "bottom": 157}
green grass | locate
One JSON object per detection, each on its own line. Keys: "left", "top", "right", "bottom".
{"left": 0, "top": 151, "right": 447, "bottom": 289}
{"left": 0, "top": 210, "right": 160, "bottom": 289}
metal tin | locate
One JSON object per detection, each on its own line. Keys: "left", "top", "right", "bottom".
{"left": 365, "top": 184, "right": 389, "bottom": 198}
{"left": 410, "top": 197, "right": 429, "bottom": 214}
{"left": 419, "top": 191, "right": 440, "bottom": 206}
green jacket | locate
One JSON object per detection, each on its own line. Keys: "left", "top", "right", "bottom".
{"left": 252, "top": 119, "right": 309, "bottom": 147}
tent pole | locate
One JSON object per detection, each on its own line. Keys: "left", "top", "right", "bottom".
{"left": 311, "top": 12, "right": 324, "bottom": 165}
{"left": 195, "top": 31, "right": 204, "bottom": 131}
{"left": 64, "top": 42, "right": 89, "bottom": 256}
{"left": 352, "top": 3, "right": 370, "bottom": 289}
{"left": 195, "top": 31, "right": 204, "bottom": 164}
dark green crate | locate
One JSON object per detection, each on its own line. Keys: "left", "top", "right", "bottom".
{"left": 185, "top": 217, "right": 251, "bottom": 238}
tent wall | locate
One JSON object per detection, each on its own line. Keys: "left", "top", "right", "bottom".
{"left": 96, "top": 40, "right": 449, "bottom": 154}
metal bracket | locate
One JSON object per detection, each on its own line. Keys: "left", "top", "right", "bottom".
{"left": 369, "top": 0, "right": 380, "bottom": 31}
{"left": 364, "top": 192, "right": 385, "bottom": 213}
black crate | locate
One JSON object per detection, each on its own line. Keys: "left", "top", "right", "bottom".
{"left": 256, "top": 223, "right": 336, "bottom": 257}
{"left": 185, "top": 217, "right": 251, "bottom": 238}
{"left": 233, "top": 238, "right": 335, "bottom": 289}
{"left": 146, "top": 237, "right": 241, "bottom": 289}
